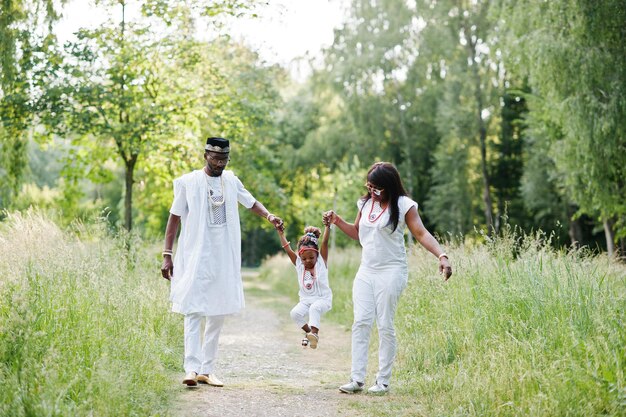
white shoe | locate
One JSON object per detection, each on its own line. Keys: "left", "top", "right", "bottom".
{"left": 197, "top": 373, "right": 224, "bottom": 387}
{"left": 339, "top": 380, "right": 364, "bottom": 394}
{"left": 182, "top": 371, "right": 198, "bottom": 387}
{"left": 367, "top": 381, "right": 389, "bottom": 395}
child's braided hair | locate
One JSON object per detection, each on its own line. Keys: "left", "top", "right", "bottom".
{"left": 297, "top": 226, "right": 321, "bottom": 252}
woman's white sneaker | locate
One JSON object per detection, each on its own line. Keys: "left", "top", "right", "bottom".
{"left": 367, "top": 382, "right": 389, "bottom": 395}
{"left": 339, "top": 380, "right": 364, "bottom": 393}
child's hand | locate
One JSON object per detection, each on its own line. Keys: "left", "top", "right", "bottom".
{"left": 323, "top": 210, "right": 335, "bottom": 226}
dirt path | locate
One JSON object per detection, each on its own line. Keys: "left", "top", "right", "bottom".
{"left": 170, "top": 272, "right": 376, "bottom": 417}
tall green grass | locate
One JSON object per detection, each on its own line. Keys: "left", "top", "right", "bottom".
{"left": 0, "top": 211, "right": 182, "bottom": 416}
{"left": 260, "top": 231, "right": 626, "bottom": 416}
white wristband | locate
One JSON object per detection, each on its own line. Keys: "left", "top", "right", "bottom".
{"left": 438, "top": 253, "right": 448, "bottom": 260}
{"left": 266, "top": 213, "right": 274, "bottom": 221}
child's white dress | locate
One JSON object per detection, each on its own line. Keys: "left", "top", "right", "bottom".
{"left": 290, "top": 255, "right": 332, "bottom": 329}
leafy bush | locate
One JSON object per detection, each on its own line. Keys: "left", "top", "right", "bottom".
{"left": 0, "top": 211, "right": 182, "bottom": 417}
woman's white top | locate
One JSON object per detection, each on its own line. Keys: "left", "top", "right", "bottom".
{"left": 357, "top": 196, "right": 418, "bottom": 272}
{"left": 169, "top": 169, "right": 256, "bottom": 316}
{"left": 294, "top": 255, "right": 333, "bottom": 303}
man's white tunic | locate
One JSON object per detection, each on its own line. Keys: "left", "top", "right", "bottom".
{"left": 169, "top": 169, "right": 256, "bottom": 316}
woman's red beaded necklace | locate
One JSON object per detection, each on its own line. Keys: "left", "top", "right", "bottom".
{"left": 367, "top": 200, "right": 388, "bottom": 223}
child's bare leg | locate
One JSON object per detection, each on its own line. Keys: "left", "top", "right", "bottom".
{"left": 301, "top": 324, "right": 312, "bottom": 333}
{"left": 311, "top": 326, "right": 319, "bottom": 334}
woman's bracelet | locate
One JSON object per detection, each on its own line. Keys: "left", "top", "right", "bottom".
{"left": 282, "top": 241, "right": 290, "bottom": 248}
{"left": 162, "top": 250, "right": 173, "bottom": 257}
{"left": 438, "top": 253, "right": 448, "bottom": 260}
{"left": 266, "top": 213, "right": 275, "bottom": 221}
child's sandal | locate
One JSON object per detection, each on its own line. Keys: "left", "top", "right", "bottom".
{"left": 306, "top": 332, "right": 319, "bottom": 349}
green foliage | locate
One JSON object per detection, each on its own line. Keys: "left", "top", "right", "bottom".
{"left": 319, "top": 0, "right": 445, "bottom": 211}
{"left": 44, "top": 8, "right": 181, "bottom": 231}
{"left": 34, "top": 0, "right": 285, "bottom": 237}
{"left": 0, "top": 0, "right": 65, "bottom": 207}
{"left": 492, "top": 93, "right": 529, "bottom": 231}
{"left": 4, "top": 0, "right": 625, "bottom": 263}
{"left": 520, "top": 108, "right": 573, "bottom": 243}
{"left": 425, "top": 134, "right": 476, "bottom": 236}
{"left": 0, "top": 211, "right": 181, "bottom": 416}
{"left": 497, "top": 0, "right": 626, "bottom": 243}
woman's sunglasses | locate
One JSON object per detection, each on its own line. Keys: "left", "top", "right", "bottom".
{"left": 364, "top": 182, "right": 384, "bottom": 196}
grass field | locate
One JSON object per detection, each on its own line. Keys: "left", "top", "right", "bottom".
{"left": 260, "top": 231, "right": 626, "bottom": 416}
{"left": 2, "top": 211, "right": 624, "bottom": 416}
{"left": 0, "top": 212, "right": 182, "bottom": 416}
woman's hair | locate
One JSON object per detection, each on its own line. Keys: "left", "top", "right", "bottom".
{"left": 297, "top": 226, "right": 321, "bottom": 251}
{"left": 361, "top": 162, "right": 408, "bottom": 232}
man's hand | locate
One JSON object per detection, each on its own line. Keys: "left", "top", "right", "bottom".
{"left": 267, "top": 213, "right": 284, "bottom": 230}
{"left": 161, "top": 255, "right": 173, "bottom": 281}
{"left": 439, "top": 257, "right": 452, "bottom": 281}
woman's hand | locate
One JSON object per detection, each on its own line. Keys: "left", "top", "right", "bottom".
{"left": 323, "top": 210, "right": 336, "bottom": 226}
{"left": 439, "top": 257, "right": 452, "bottom": 280}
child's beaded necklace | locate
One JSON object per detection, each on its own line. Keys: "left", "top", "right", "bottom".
{"left": 301, "top": 267, "right": 317, "bottom": 291}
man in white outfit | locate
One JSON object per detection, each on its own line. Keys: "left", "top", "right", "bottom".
{"left": 160, "top": 137, "right": 283, "bottom": 387}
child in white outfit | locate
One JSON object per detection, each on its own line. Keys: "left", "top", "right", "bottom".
{"left": 276, "top": 224, "right": 332, "bottom": 349}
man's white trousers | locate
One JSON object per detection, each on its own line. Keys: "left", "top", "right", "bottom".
{"left": 350, "top": 267, "right": 407, "bottom": 386}
{"left": 183, "top": 313, "right": 226, "bottom": 374}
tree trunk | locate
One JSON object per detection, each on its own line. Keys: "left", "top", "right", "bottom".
{"left": 6, "top": 133, "right": 28, "bottom": 199}
{"left": 124, "top": 155, "right": 137, "bottom": 231}
{"left": 467, "top": 41, "right": 494, "bottom": 234}
{"left": 397, "top": 92, "right": 413, "bottom": 249}
{"left": 603, "top": 218, "right": 615, "bottom": 258}
{"left": 566, "top": 205, "right": 582, "bottom": 246}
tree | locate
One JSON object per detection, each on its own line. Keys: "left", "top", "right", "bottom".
{"left": 39, "top": 0, "right": 268, "bottom": 231}
{"left": 0, "top": 0, "right": 65, "bottom": 209}
{"left": 56, "top": 5, "right": 173, "bottom": 231}
{"left": 321, "top": 0, "right": 444, "bottom": 213}
{"left": 499, "top": 0, "right": 626, "bottom": 254}
{"left": 415, "top": 0, "right": 507, "bottom": 234}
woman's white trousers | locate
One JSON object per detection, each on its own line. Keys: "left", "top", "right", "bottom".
{"left": 350, "top": 267, "right": 407, "bottom": 386}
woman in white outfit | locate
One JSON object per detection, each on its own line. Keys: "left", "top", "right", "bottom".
{"left": 324, "top": 162, "right": 452, "bottom": 395}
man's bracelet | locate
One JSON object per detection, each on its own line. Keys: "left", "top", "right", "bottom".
{"left": 282, "top": 241, "right": 290, "bottom": 248}
{"left": 266, "top": 213, "right": 275, "bottom": 221}
{"left": 162, "top": 250, "right": 173, "bottom": 257}
{"left": 438, "top": 253, "right": 449, "bottom": 260}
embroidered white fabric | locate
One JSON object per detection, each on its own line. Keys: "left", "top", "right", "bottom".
{"left": 206, "top": 175, "right": 226, "bottom": 224}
